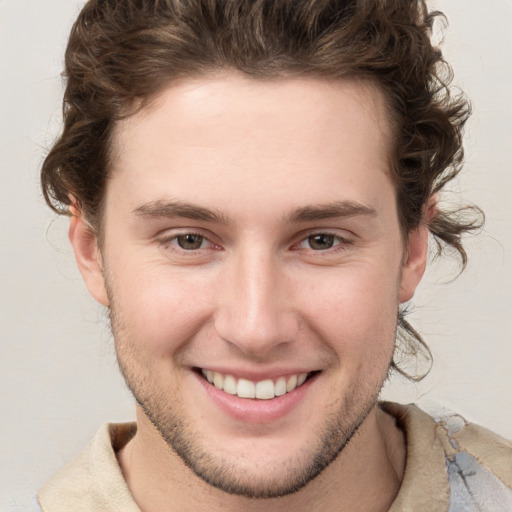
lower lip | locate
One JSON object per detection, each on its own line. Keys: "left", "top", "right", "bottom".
{"left": 195, "top": 372, "right": 318, "bottom": 424}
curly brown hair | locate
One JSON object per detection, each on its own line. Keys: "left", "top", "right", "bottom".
{"left": 41, "top": 0, "right": 482, "bottom": 379}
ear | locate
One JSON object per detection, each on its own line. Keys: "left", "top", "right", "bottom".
{"left": 68, "top": 214, "right": 109, "bottom": 307}
{"left": 398, "top": 221, "right": 429, "bottom": 303}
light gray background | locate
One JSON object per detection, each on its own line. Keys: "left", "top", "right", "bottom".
{"left": 1, "top": 0, "right": 511, "bottom": 510}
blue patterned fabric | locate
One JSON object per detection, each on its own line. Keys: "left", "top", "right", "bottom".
{"left": 431, "top": 408, "right": 512, "bottom": 512}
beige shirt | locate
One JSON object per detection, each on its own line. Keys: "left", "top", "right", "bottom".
{"left": 38, "top": 403, "right": 512, "bottom": 511}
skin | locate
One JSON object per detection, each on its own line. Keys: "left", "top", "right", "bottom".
{"left": 70, "top": 74, "right": 429, "bottom": 512}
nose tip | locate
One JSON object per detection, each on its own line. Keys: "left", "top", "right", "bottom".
{"left": 213, "top": 259, "right": 299, "bottom": 358}
{"left": 214, "top": 305, "right": 298, "bottom": 358}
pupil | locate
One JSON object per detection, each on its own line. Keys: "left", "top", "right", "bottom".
{"left": 177, "top": 234, "right": 203, "bottom": 250}
{"left": 309, "top": 234, "right": 334, "bottom": 250}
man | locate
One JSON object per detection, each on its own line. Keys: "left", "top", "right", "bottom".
{"left": 38, "top": 0, "right": 512, "bottom": 510}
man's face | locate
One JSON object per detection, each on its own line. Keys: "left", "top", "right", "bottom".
{"left": 75, "top": 74, "right": 426, "bottom": 497}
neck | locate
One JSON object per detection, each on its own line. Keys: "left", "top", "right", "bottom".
{"left": 117, "top": 404, "right": 405, "bottom": 512}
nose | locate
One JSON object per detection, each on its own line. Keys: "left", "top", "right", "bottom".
{"left": 214, "top": 248, "right": 299, "bottom": 359}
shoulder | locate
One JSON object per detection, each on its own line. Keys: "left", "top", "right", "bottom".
{"left": 38, "top": 423, "right": 140, "bottom": 512}
{"left": 383, "top": 402, "right": 512, "bottom": 512}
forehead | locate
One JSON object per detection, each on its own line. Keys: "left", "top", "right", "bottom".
{"left": 113, "top": 73, "right": 391, "bottom": 154}
{"left": 107, "top": 73, "right": 394, "bottom": 223}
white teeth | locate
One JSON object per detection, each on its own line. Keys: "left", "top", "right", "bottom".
{"left": 223, "top": 375, "right": 237, "bottom": 395}
{"left": 255, "top": 379, "right": 275, "bottom": 400}
{"left": 237, "top": 378, "right": 256, "bottom": 398}
{"left": 213, "top": 372, "right": 224, "bottom": 389}
{"left": 275, "top": 376, "right": 287, "bottom": 396}
{"left": 201, "top": 369, "right": 312, "bottom": 400}
{"left": 286, "top": 374, "right": 298, "bottom": 392}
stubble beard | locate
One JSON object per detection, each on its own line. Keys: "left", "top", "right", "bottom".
{"left": 119, "top": 363, "right": 381, "bottom": 499}
{"left": 108, "top": 297, "right": 391, "bottom": 499}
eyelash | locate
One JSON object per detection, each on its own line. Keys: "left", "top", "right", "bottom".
{"left": 158, "top": 232, "right": 217, "bottom": 253}
{"left": 293, "top": 232, "right": 352, "bottom": 253}
{"left": 158, "top": 230, "right": 352, "bottom": 255}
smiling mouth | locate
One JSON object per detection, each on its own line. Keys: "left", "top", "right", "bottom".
{"left": 199, "top": 369, "right": 317, "bottom": 400}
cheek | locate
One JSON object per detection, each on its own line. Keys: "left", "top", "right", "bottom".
{"left": 107, "top": 263, "right": 215, "bottom": 357}
{"left": 297, "top": 265, "right": 400, "bottom": 356}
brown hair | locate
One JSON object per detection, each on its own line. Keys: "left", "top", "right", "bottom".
{"left": 41, "top": 0, "right": 483, "bottom": 379}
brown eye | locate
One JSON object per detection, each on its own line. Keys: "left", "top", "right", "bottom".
{"left": 307, "top": 234, "right": 335, "bottom": 250}
{"left": 176, "top": 234, "right": 205, "bottom": 250}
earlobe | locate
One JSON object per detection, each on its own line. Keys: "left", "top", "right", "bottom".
{"left": 398, "top": 222, "right": 429, "bottom": 303}
{"left": 68, "top": 214, "right": 109, "bottom": 307}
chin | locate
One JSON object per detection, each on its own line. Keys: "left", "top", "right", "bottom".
{"left": 133, "top": 379, "right": 377, "bottom": 499}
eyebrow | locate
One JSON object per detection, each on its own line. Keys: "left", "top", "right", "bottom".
{"left": 287, "top": 201, "right": 377, "bottom": 223}
{"left": 132, "top": 200, "right": 230, "bottom": 224}
{"left": 132, "top": 199, "right": 377, "bottom": 224}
